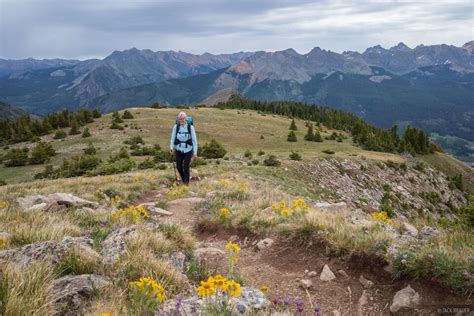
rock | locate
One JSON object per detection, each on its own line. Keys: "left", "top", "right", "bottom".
{"left": 24, "top": 202, "right": 48, "bottom": 212}
{"left": 332, "top": 310, "right": 341, "bottom": 316}
{"left": 168, "top": 251, "right": 186, "bottom": 273}
{"left": 100, "top": 226, "right": 137, "bottom": 265}
{"left": 0, "top": 236, "right": 98, "bottom": 267}
{"left": 50, "top": 274, "right": 110, "bottom": 312}
{"left": 315, "top": 202, "right": 347, "bottom": 210}
{"left": 229, "top": 235, "right": 239, "bottom": 242}
{"left": 139, "top": 203, "right": 173, "bottom": 216}
{"left": 256, "top": 238, "right": 274, "bottom": 250}
{"left": 299, "top": 278, "right": 312, "bottom": 289}
{"left": 308, "top": 271, "right": 318, "bottom": 277}
{"left": 420, "top": 226, "right": 439, "bottom": 238}
{"left": 390, "top": 285, "right": 421, "bottom": 314}
{"left": 231, "top": 287, "right": 269, "bottom": 314}
{"left": 320, "top": 264, "right": 336, "bottom": 281}
{"left": 0, "top": 231, "right": 9, "bottom": 240}
{"left": 45, "top": 201, "right": 67, "bottom": 213}
{"left": 194, "top": 247, "right": 225, "bottom": 264}
{"left": 403, "top": 222, "right": 418, "bottom": 237}
{"left": 359, "top": 275, "right": 374, "bottom": 288}
{"left": 16, "top": 193, "right": 98, "bottom": 211}
{"left": 337, "top": 269, "right": 350, "bottom": 279}
{"left": 159, "top": 287, "right": 268, "bottom": 315}
{"left": 45, "top": 193, "right": 99, "bottom": 208}
{"left": 167, "top": 197, "right": 205, "bottom": 207}
{"left": 358, "top": 290, "right": 369, "bottom": 307}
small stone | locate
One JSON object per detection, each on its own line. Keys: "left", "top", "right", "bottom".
{"left": 308, "top": 271, "right": 318, "bottom": 277}
{"left": 358, "top": 290, "right": 369, "bottom": 307}
{"left": 337, "top": 269, "right": 350, "bottom": 279}
{"left": 304, "top": 269, "right": 309, "bottom": 274}
{"left": 420, "top": 226, "right": 439, "bottom": 238}
{"left": 229, "top": 235, "right": 239, "bottom": 242}
{"left": 359, "top": 275, "right": 374, "bottom": 288}
{"left": 299, "top": 279, "right": 312, "bottom": 289}
{"left": 256, "top": 238, "right": 274, "bottom": 250}
{"left": 390, "top": 285, "right": 421, "bottom": 314}
{"left": 332, "top": 310, "right": 341, "bottom": 316}
{"left": 320, "top": 264, "right": 336, "bottom": 281}
{"left": 403, "top": 222, "right": 418, "bottom": 237}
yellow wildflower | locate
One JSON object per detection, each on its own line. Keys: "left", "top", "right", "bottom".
{"left": 225, "top": 280, "right": 242, "bottom": 297}
{"left": 210, "top": 274, "right": 227, "bottom": 290}
{"left": 281, "top": 209, "right": 290, "bottom": 216}
{"left": 225, "top": 241, "right": 240, "bottom": 254}
{"left": 197, "top": 280, "right": 216, "bottom": 297}
{"left": 0, "top": 200, "right": 11, "bottom": 209}
{"left": 0, "top": 236, "right": 7, "bottom": 249}
{"left": 259, "top": 285, "right": 269, "bottom": 293}
{"left": 219, "top": 207, "right": 230, "bottom": 219}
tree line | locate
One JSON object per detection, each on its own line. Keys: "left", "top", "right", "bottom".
{"left": 216, "top": 95, "right": 441, "bottom": 155}
{"left": 0, "top": 108, "right": 101, "bottom": 144}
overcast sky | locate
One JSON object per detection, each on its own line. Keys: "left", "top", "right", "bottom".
{"left": 1, "top": 0, "right": 472, "bottom": 60}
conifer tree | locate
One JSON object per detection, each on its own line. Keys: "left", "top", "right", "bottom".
{"left": 289, "top": 119, "right": 297, "bottom": 131}
{"left": 287, "top": 131, "right": 297, "bottom": 142}
{"left": 304, "top": 124, "right": 314, "bottom": 141}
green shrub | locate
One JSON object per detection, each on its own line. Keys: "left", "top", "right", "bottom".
{"left": 83, "top": 142, "right": 97, "bottom": 155}
{"left": 4, "top": 147, "right": 29, "bottom": 167}
{"left": 257, "top": 150, "right": 265, "bottom": 156}
{"left": 251, "top": 159, "right": 259, "bottom": 165}
{"left": 95, "top": 158, "right": 136, "bottom": 175}
{"left": 112, "top": 111, "right": 124, "bottom": 123}
{"left": 304, "top": 125, "right": 314, "bottom": 141}
{"left": 313, "top": 131, "right": 323, "bottom": 142}
{"left": 289, "top": 119, "right": 297, "bottom": 131}
{"left": 34, "top": 164, "right": 59, "bottom": 179}
{"left": 29, "top": 142, "right": 56, "bottom": 165}
{"left": 155, "top": 163, "right": 167, "bottom": 170}
{"left": 60, "top": 155, "right": 101, "bottom": 177}
{"left": 263, "top": 155, "right": 281, "bottom": 167}
{"left": 199, "top": 139, "right": 226, "bottom": 159}
{"left": 69, "top": 119, "right": 80, "bottom": 135}
{"left": 287, "top": 131, "right": 297, "bottom": 142}
{"left": 122, "top": 110, "right": 134, "bottom": 119}
{"left": 191, "top": 157, "right": 208, "bottom": 167}
{"left": 138, "top": 158, "right": 155, "bottom": 169}
{"left": 244, "top": 150, "right": 252, "bottom": 159}
{"left": 289, "top": 151, "right": 302, "bottom": 161}
{"left": 110, "top": 122, "right": 123, "bottom": 130}
{"left": 53, "top": 130, "right": 67, "bottom": 139}
{"left": 92, "top": 109, "right": 101, "bottom": 118}
{"left": 322, "top": 149, "right": 335, "bottom": 155}
{"left": 81, "top": 127, "right": 91, "bottom": 138}
{"left": 124, "top": 136, "right": 145, "bottom": 146}
{"left": 0, "top": 179, "right": 6, "bottom": 186}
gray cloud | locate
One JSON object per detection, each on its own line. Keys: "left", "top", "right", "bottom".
{"left": 0, "top": 0, "right": 472, "bottom": 59}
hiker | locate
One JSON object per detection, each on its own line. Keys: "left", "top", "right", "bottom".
{"left": 169, "top": 111, "right": 198, "bottom": 185}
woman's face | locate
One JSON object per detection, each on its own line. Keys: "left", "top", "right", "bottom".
{"left": 178, "top": 117, "right": 186, "bottom": 125}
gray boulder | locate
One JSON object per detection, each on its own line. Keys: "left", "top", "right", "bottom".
{"left": 390, "top": 285, "right": 421, "bottom": 314}
{"left": 100, "top": 226, "right": 137, "bottom": 265}
{"left": 320, "top": 264, "right": 336, "bottom": 281}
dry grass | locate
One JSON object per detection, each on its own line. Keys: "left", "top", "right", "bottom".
{"left": 0, "top": 262, "right": 57, "bottom": 315}
{"left": 0, "top": 206, "right": 81, "bottom": 247}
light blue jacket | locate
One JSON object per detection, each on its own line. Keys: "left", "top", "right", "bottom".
{"left": 170, "top": 123, "right": 198, "bottom": 155}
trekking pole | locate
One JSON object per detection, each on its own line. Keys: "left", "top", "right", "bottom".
{"left": 170, "top": 150, "right": 178, "bottom": 183}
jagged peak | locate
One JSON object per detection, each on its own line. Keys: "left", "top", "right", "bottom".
{"left": 390, "top": 42, "right": 411, "bottom": 51}
{"left": 363, "top": 44, "right": 387, "bottom": 54}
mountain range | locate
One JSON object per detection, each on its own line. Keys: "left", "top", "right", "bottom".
{"left": 0, "top": 41, "right": 473, "bottom": 162}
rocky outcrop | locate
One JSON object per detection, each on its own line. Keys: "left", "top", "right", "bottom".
{"left": 50, "top": 274, "right": 110, "bottom": 313}
{"left": 15, "top": 193, "right": 98, "bottom": 212}
{"left": 100, "top": 226, "right": 137, "bottom": 265}
{"left": 320, "top": 264, "right": 336, "bottom": 281}
{"left": 0, "top": 236, "right": 97, "bottom": 267}
{"left": 300, "top": 158, "right": 466, "bottom": 217}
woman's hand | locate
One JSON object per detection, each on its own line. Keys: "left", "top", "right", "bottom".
{"left": 192, "top": 155, "right": 198, "bottom": 161}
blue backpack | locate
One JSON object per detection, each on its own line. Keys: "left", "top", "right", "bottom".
{"left": 174, "top": 117, "right": 194, "bottom": 146}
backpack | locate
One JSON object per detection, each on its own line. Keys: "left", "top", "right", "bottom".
{"left": 174, "top": 117, "right": 194, "bottom": 146}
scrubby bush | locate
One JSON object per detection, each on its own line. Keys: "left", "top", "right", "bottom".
{"left": 313, "top": 131, "right": 323, "bottom": 142}
{"left": 122, "top": 110, "right": 134, "bottom": 119}
{"left": 69, "top": 119, "right": 80, "bottom": 135}
{"left": 322, "top": 149, "right": 335, "bottom": 155}
{"left": 287, "top": 131, "right": 297, "bottom": 142}
{"left": 29, "top": 142, "right": 56, "bottom": 165}
{"left": 191, "top": 157, "right": 208, "bottom": 167}
{"left": 53, "top": 130, "right": 67, "bottom": 139}
{"left": 81, "top": 127, "right": 91, "bottom": 138}
{"left": 124, "top": 136, "right": 145, "bottom": 147}
{"left": 95, "top": 158, "right": 136, "bottom": 175}
{"left": 138, "top": 158, "right": 155, "bottom": 169}
{"left": 289, "top": 151, "right": 302, "bottom": 161}
{"left": 257, "top": 150, "right": 265, "bottom": 156}
{"left": 110, "top": 121, "right": 123, "bottom": 130}
{"left": 112, "top": 111, "right": 124, "bottom": 123}
{"left": 4, "top": 147, "right": 29, "bottom": 167}
{"left": 263, "top": 155, "right": 281, "bottom": 167}
{"left": 92, "top": 109, "right": 101, "bottom": 118}
{"left": 199, "top": 139, "right": 226, "bottom": 159}
{"left": 244, "top": 150, "right": 252, "bottom": 159}
{"left": 289, "top": 119, "right": 297, "bottom": 131}
{"left": 83, "top": 142, "right": 97, "bottom": 155}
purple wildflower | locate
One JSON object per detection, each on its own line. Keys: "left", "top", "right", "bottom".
{"left": 272, "top": 298, "right": 281, "bottom": 306}
{"left": 295, "top": 298, "right": 304, "bottom": 313}
{"left": 284, "top": 296, "right": 291, "bottom": 306}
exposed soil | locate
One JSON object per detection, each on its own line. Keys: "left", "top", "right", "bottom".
{"left": 137, "top": 189, "right": 473, "bottom": 315}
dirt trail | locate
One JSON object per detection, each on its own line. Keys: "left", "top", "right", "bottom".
{"left": 137, "top": 190, "right": 473, "bottom": 315}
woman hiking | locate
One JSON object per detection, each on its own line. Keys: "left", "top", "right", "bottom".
{"left": 169, "top": 111, "right": 198, "bottom": 186}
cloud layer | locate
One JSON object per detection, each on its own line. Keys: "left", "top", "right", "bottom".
{"left": 1, "top": 0, "right": 472, "bottom": 59}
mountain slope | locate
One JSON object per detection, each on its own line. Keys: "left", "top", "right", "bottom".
{"left": 0, "top": 50, "right": 254, "bottom": 114}
{"left": 0, "top": 101, "right": 28, "bottom": 120}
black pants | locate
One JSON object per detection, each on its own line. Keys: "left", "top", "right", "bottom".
{"left": 175, "top": 150, "right": 192, "bottom": 185}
